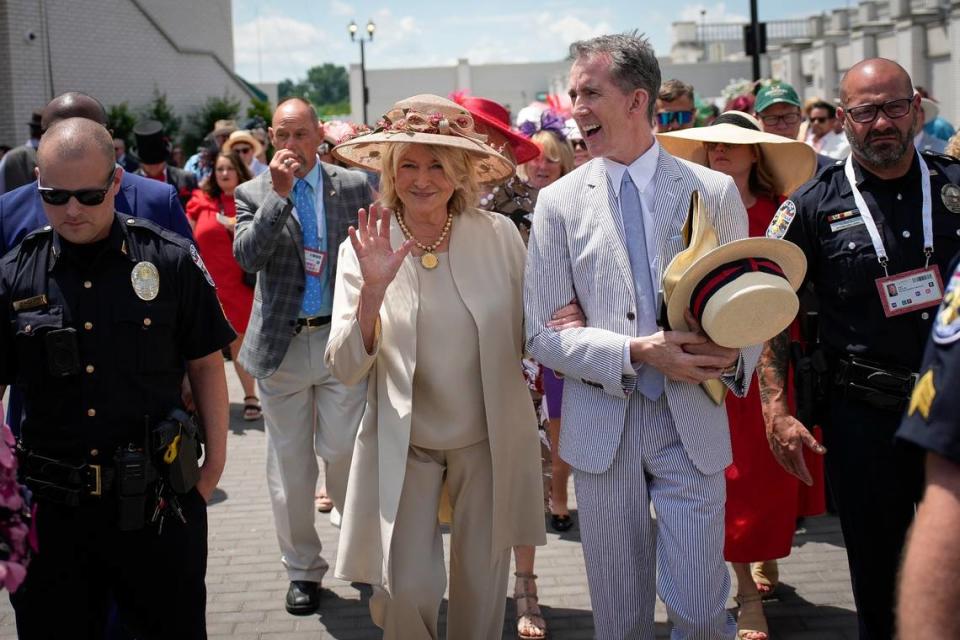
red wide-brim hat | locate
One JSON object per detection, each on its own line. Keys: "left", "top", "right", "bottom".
{"left": 452, "top": 95, "right": 540, "bottom": 165}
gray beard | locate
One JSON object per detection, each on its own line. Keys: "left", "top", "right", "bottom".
{"left": 843, "top": 114, "right": 916, "bottom": 169}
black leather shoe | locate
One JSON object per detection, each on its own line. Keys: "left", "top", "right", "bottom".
{"left": 285, "top": 580, "right": 320, "bottom": 615}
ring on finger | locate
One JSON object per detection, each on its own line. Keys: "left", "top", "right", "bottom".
{"left": 283, "top": 158, "right": 293, "bottom": 167}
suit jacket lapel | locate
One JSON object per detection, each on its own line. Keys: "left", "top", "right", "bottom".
{"left": 262, "top": 172, "right": 305, "bottom": 267}
{"left": 587, "top": 161, "right": 634, "bottom": 295}
{"left": 119, "top": 178, "right": 137, "bottom": 216}
{"left": 648, "top": 151, "right": 686, "bottom": 294}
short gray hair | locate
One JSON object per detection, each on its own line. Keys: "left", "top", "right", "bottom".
{"left": 569, "top": 32, "right": 661, "bottom": 119}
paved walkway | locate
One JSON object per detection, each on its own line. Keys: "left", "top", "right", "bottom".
{"left": 0, "top": 365, "right": 859, "bottom": 638}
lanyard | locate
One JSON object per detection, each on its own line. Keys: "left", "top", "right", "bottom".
{"left": 844, "top": 151, "right": 933, "bottom": 275}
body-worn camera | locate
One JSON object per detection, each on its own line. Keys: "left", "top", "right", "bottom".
{"left": 45, "top": 328, "right": 80, "bottom": 377}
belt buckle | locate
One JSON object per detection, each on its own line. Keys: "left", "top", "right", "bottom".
{"left": 89, "top": 464, "right": 102, "bottom": 496}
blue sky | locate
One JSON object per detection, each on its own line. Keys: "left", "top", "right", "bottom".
{"left": 233, "top": 0, "right": 849, "bottom": 83}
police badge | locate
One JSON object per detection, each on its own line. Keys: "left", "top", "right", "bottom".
{"left": 130, "top": 261, "right": 160, "bottom": 301}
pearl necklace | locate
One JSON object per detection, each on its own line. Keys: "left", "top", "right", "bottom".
{"left": 396, "top": 211, "right": 453, "bottom": 269}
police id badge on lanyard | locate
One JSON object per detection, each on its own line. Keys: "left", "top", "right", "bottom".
{"left": 844, "top": 152, "right": 944, "bottom": 318}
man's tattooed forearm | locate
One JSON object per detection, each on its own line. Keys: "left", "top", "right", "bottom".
{"left": 757, "top": 330, "right": 790, "bottom": 406}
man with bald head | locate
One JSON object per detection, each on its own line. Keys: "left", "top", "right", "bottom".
{"left": 0, "top": 117, "right": 234, "bottom": 637}
{"left": 757, "top": 57, "right": 960, "bottom": 638}
{"left": 233, "top": 96, "right": 371, "bottom": 614}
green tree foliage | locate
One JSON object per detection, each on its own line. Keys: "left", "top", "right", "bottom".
{"left": 246, "top": 97, "right": 273, "bottom": 123}
{"left": 279, "top": 63, "right": 349, "bottom": 109}
{"left": 141, "top": 89, "right": 181, "bottom": 141}
{"left": 181, "top": 94, "right": 241, "bottom": 156}
{"left": 106, "top": 102, "right": 137, "bottom": 147}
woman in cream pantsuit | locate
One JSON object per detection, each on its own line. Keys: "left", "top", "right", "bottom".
{"left": 324, "top": 95, "right": 561, "bottom": 640}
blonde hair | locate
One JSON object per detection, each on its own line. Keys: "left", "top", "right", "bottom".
{"left": 378, "top": 142, "right": 480, "bottom": 214}
{"left": 517, "top": 131, "right": 575, "bottom": 183}
{"left": 946, "top": 131, "right": 960, "bottom": 159}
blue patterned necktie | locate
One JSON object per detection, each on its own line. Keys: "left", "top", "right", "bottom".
{"left": 620, "top": 171, "right": 664, "bottom": 400}
{"left": 294, "top": 179, "right": 322, "bottom": 316}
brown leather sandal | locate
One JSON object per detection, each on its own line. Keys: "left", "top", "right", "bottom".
{"left": 735, "top": 592, "right": 769, "bottom": 640}
{"left": 751, "top": 560, "right": 779, "bottom": 597}
{"left": 514, "top": 572, "right": 547, "bottom": 639}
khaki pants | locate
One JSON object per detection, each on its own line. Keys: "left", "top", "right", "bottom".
{"left": 259, "top": 323, "right": 366, "bottom": 582}
{"left": 371, "top": 440, "right": 511, "bottom": 640}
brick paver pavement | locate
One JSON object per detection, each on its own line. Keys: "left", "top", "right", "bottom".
{"left": 0, "top": 365, "right": 859, "bottom": 638}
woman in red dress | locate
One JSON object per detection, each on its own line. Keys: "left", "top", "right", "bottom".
{"left": 658, "top": 112, "right": 824, "bottom": 639}
{"left": 185, "top": 152, "right": 259, "bottom": 419}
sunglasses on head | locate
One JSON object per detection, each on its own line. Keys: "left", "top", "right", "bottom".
{"left": 656, "top": 110, "right": 694, "bottom": 127}
{"left": 38, "top": 169, "right": 116, "bottom": 206}
{"left": 844, "top": 97, "right": 914, "bottom": 124}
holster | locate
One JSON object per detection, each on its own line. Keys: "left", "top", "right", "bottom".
{"left": 151, "top": 408, "right": 201, "bottom": 495}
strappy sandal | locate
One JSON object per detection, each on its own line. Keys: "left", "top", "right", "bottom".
{"left": 735, "top": 592, "right": 769, "bottom": 640}
{"left": 514, "top": 572, "right": 547, "bottom": 639}
{"left": 751, "top": 560, "right": 779, "bottom": 597}
{"left": 243, "top": 395, "right": 262, "bottom": 421}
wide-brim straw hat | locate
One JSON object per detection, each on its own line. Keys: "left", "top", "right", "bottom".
{"left": 662, "top": 191, "right": 807, "bottom": 349}
{"left": 920, "top": 97, "right": 939, "bottom": 122}
{"left": 656, "top": 111, "right": 816, "bottom": 196}
{"left": 333, "top": 94, "right": 515, "bottom": 183}
{"left": 222, "top": 130, "right": 263, "bottom": 157}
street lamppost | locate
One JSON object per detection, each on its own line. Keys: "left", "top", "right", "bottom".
{"left": 348, "top": 19, "right": 375, "bottom": 124}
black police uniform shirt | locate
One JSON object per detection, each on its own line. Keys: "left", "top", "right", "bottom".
{"left": 898, "top": 255, "right": 960, "bottom": 463}
{"left": 0, "top": 213, "right": 236, "bottom": 457}
{"left": 768, "top": 151, "right": 960, "bottom": 370}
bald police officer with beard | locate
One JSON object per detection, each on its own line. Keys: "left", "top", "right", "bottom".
{"left": 0, "top": 118, "right": 234, "bottom": 638}
{"left": 757, "top": 58, "right": 960, "bottom": 639}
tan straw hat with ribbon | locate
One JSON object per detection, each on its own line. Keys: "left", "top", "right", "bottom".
{"left": 656, "top": 111, "right": 816, "bottom": 196}
{"left": 333, "top": 94, "right": 515, "bottom": 183}
{"left": 662, "top": 191, "right": 807, "bottom": 353}
{"left": 222, "top": 130, "right": 263, "bottom": 157}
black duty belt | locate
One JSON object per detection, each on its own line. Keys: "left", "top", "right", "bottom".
{"left": 296, "top": 315, "right": 331, "bottom": 329}
{"left": 18, "top": 450, "right": 116, "bottom": 506}
{"left": 832, "top": 355, "right": 919, "bottom": 413}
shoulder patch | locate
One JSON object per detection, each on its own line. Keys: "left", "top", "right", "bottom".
{"left": 766, "top": 199, "right": 797, "bottom": 239}
{"left": 933, "top": 264, "right": 960, "bottom": 345}
{"left": 189, "top": 244, "right": 216, "bottom": 288}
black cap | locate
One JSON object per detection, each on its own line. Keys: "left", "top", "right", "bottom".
{"left": 133, "top": 119, "right": 169, "bottom": 164}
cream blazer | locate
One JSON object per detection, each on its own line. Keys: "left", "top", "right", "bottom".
{"left": 325, "top": 207, "right": 546, "bottom": 592}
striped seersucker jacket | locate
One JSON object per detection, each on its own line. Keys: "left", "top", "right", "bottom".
{"left": 524, "top": 147, "right": 762, "bottom": 476}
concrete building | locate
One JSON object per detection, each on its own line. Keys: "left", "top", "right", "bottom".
{"left": 0, "top": 0, "right": 256, "bottom": 147}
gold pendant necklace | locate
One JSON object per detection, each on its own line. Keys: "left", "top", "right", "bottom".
{"left": 396, "top": 211, "right": 453, "bottom": 270}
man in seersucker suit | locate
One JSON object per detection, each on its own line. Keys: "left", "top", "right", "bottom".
{"left": 524, "top": 33, "right": 761, "bottom": 639}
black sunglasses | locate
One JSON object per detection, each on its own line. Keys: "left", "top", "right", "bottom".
{"left": 845, "top": 97, "right": 914, "bottom": 124}
{"left": 571, "top": 140, "right": 587, "bottom": 151}
{"left": 656, "top": 110, "right": 694, "bottom": 127}
{"left": 809, "top": 116, "right": 830, "bottom": 124}
{"left": 38, "top": 169, "right": 116, "bottom": 206}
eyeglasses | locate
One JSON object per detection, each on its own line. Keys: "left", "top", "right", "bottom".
{"left": 844, "top": 97, "right": 914, "bottom": 124}
{"left": 809, "top": 116, "right": 831, "bottom": 124}
{"left": 38, "top": 169, "right": 115, "bottom": 206}
{"left": 758, "top": 112, "right": 801, "bottom": 127}
{"left": 571, "top": 140, "right": 587, "bottom": 151}
{"left": 233, "top": 146, "right": 253, "bottom": 154}
{"left": 656, "top": 110, "right": 694, "bottom": 127}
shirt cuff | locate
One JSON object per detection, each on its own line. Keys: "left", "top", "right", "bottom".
{"left": 623, "top": 341, "right": 635, "bottom": 376}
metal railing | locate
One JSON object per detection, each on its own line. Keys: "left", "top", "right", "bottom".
{"left": 696, "top": 18, "right": 813, "bottom": 43}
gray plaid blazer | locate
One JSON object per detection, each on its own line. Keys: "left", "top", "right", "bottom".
{"left": 233, "top": 162, "right": 372, "bottom": 378}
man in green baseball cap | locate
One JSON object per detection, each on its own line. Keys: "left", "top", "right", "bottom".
{"left": 755, "top": 80, "right": 833, "bottom": 171}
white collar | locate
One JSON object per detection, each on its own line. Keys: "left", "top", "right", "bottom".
{"left": 602, "top": 140, "right": 660, "bottom": 197}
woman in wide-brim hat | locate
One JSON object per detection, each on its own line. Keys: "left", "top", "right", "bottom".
{"left": 659, "top": 111, "right": 822, "bottom": 640}
{"left": 327, "top": 94, "right": 571, "bottom": 640}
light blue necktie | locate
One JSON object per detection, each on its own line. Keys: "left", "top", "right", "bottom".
{"left": 620, "top": 171, "right": 664, "bottom": 400}
{"left": 294, "top": 179, "right": 322, "bottom": 316}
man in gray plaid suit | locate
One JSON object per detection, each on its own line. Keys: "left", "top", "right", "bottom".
{"left": 233, "top": 98, "right": 371, "bottom": 615}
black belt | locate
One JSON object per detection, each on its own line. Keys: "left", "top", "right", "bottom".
{"left": 296, "top": 315, "right": 331, "bottom": 328}
{"left": 18, "top": 451, "right": 116, "bottom": 506}
{"left": 832, "top": 355, "right": 918, "bottom": 413}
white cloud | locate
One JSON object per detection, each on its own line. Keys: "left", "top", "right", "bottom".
{"left": 330, "top": 0, "right": 354, "bottom": 18}
{"left": 234, "top": 13, "right": 353, "bottom": 81}
{"left": 678, "top": 2, "right": 748, "bottom": 23}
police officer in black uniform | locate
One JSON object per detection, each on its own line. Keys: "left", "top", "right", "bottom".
{"left": 757, "top": 58, "right": 960, "bottom": 639}
{"left": 0, "top": 118, "right": 235, "bottom": 638}
{"left": 895, "top": 256, "right": 960, "bottom": 639}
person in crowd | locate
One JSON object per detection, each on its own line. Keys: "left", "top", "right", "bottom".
{"left": 803, "top": 100, "right": 850, "bottom": 159}
{"left": 223, "top": 130, "right": 268, "bottom": 176}
{"left": 326, "top": 93, "right": 549, "bottom": 640}
{"left": 915, "top": 93, "right": 947, "bottom": 154}
{"left": 232, "top": 97, "right": 370, "bottom": 616}
{"left": 700, "top": 103, "right": 721, "bottom": 126}
{"left": 916, "top": 87, "right": 956, "bottom": 142}
{"left": 564, "top": 118, "right": 591, "bottom": 167}
{"left": 755, "top": 81, "right": 835, "bottom": 172}
{"left": 184, "top": 120, "right": 236, "bottom": 183}
{"left": 526, "top": 33, "right": 758, "bottom": 639}
{"left": 0, "top": 110, "right": 42, "bottom": 194}
{"left": 658, "top": 111, "right": 819, "bottom": 639}
{"left": 113, "top": 137, "right": 139, "bottom": 173}
{"left": 896, "top": 255, "right": 960, "bottom": 640}
{"left": 0, "top": 116, "right": 233, "bottom": 638}
{"left": 134, "top": 119, "right": 198, "bottom": 208}
{"left": 186, "top": 151, "right": 259, "bottom": 420}
{"left": 947, "top": 130, "right": 960, "bottom": 158}
{"left": 656, "top": 78, "right": 697, "bottom": 132}
{"left": 170, "top": 144, "right": 186, "bottom": 168}
{"left": 758, "top": 57, "right": 960, "bottom": 639}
